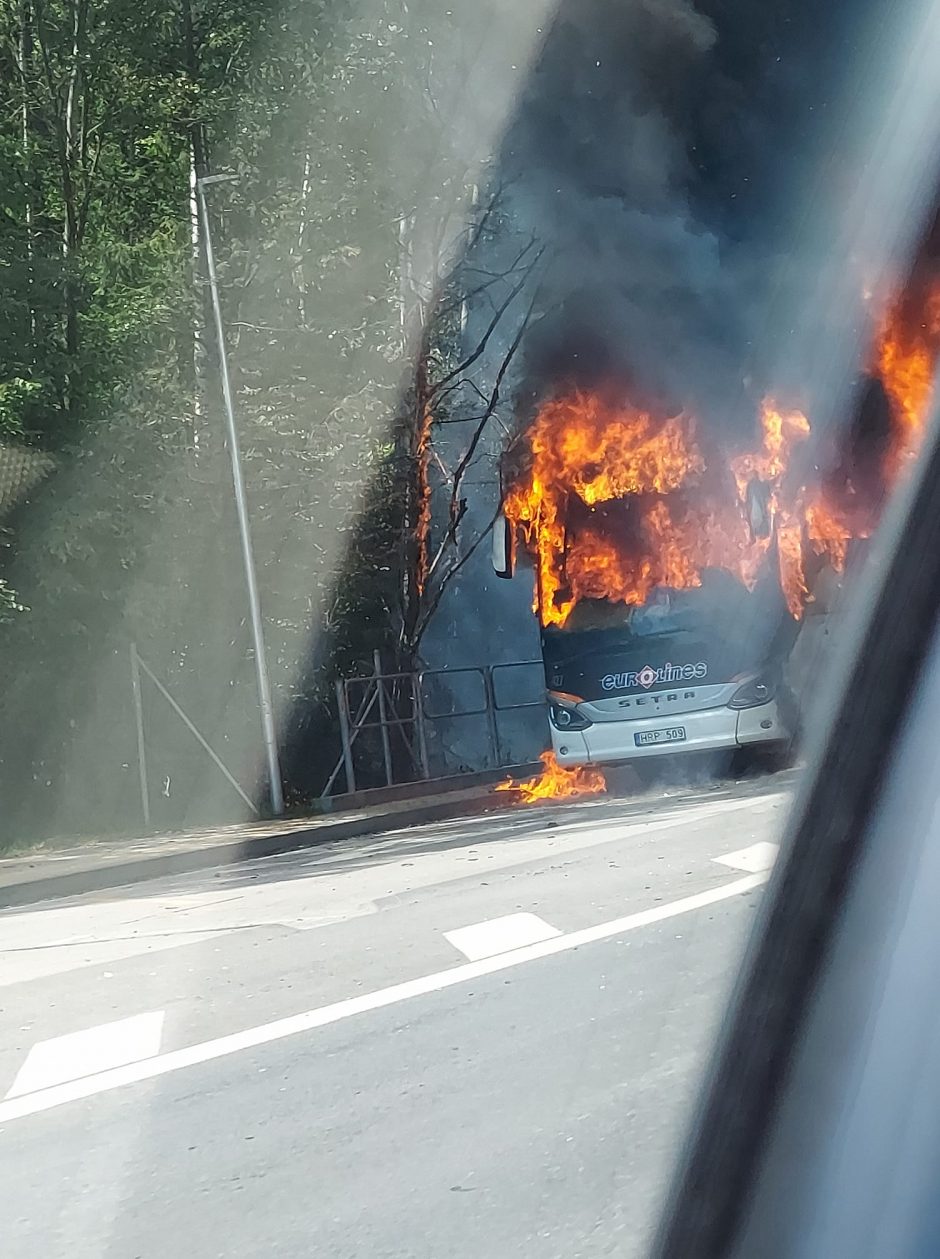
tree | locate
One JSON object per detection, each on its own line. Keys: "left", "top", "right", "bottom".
{"left": 392, "top": 211, "right": 544, "bottom": 669}
{"left": 0, "top": 0, "right": 545, "bottom": 837}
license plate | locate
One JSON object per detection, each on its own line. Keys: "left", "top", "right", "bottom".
{"left": 635, "top": 727, "right": 687, "bottom": 747}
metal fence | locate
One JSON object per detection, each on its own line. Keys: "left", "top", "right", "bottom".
{"left": 321, "top": 653, "right": 546, "bottom": 796}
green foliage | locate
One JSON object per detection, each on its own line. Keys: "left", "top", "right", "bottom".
{"left": 0, "top": 379, "right": 40, "bottom": 438}
{"left": 0, "top": 0, "right": 500, "bottom": 840}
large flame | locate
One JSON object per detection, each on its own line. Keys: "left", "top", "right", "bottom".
{"left": 505, "top": 392, "right": 811, "bottom": 621}
{"left": 730, "top": 402, "right": 813, "bottom": 615}
{"left": 505, "top": 266, "right": 940, "bottom": 630}
{"left": 874, "top": 279, "right": 940, "bottom": 479}
{"left": 802, "top": 275, "right": 940, "bottom": 576}
{"left": 729, "top": 402, "right": 811, "bottom": 496}
{"left": 494, "top": 267, "right": 940, "bottom": 810}
{"left": 496, "top": 750, "right": 606, "bottom": 803}
{"left": 502, "top": 396, "right": 706, "bottom": 626}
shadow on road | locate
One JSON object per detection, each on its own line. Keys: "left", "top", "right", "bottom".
{"left": 3, "top": 764, "right": 798, "bottom": 918}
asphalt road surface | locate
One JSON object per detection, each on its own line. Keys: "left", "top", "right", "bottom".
{"left": 0, "top": 769, "right": 795, "bottom": 1258}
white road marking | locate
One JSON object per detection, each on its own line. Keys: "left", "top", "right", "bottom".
{"left": 444, "top": 912, "right": 562, "bottom": 961}
{"left": 5, "top": 1011, "right": 165, "bottom": 1100}
{"left": 0, "top": 872, "right": 767, "bottom": 1127}
{"left": 712, "top": 841, "right": 780, "bottom": 873}
{"left": 0, "top": 790, "right": 787, "bottom": 988}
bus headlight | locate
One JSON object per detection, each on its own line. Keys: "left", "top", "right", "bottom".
{"left": 549, "top": 700, "right": 593, "bottom": 731}
{"left": 728, "top": 672, "right": 778, "bottom": 709}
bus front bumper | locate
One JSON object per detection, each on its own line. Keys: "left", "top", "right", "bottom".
{"left": 550, "top": 698, "right": 790, "bottom": 766}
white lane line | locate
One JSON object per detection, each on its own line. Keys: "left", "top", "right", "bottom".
{"left": 0, "top": 873, "right": 767, "bottom": 1126}
{"left": 712, "top": 841, "right": 779, "bottom": 873}
{"left": 5, "top": 1011, "right": 165, "bottom": 1100}
{"left": 444, "top": 913, "right": 561, "bottom": 961}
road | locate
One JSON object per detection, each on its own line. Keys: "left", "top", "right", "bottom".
{"left": 0, "top": 769, "right": 794, "bottom": 1258}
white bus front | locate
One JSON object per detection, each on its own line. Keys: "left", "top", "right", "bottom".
{"left": 494, "top": 511, "right": 797, "bottom": 766}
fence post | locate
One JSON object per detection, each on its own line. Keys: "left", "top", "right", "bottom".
{"left": 373, "top": 649, "right": 394, "bottom": 787}
{"left": 482, "top": 666, "right": 502, "bottom": 767}
{"left": 414, "top": 672, "right": 431, "bottom": 779}
{"left": 130, "top": 642, "right": 151, "bottom": 829}
{"left": 335, "top": 678, "right": 357, "bottom": 793}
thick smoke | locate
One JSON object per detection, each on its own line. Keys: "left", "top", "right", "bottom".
{"left": 499, "top": 0, "right": 892, "bottom": 440}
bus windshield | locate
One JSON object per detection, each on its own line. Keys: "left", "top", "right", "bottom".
{"left": 552, "top": 569, "right": 764, "bottom": 641}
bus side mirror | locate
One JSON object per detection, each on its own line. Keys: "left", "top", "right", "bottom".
{"left": 746, "top": 479, "right": 773, "bottom": 540}
{"left": 492, "top": 512, "right": 514, "bottom": 578}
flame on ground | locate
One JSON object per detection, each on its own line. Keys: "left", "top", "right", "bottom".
{"left": 496, "top": 750, "right": 606, "bottom": 804}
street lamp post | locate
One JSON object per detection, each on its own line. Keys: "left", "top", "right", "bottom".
{"left": 196, "top": 172, "right": 284, "bottom": 815}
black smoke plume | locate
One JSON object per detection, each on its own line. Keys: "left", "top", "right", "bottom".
{"left": 499, "top": 0, "right": 887, "bottom": 438}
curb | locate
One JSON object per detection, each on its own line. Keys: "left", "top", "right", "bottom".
{"left": 0, "top": 787, "right": 512, "bottom": 910}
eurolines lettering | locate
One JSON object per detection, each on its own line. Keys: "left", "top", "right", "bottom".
{"left": 601, "top": 661, "right": 708, "bottom": 692}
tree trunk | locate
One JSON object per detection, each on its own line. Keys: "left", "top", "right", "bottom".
{"left": 397, "top": 332, "right": 434, "bottom": 666}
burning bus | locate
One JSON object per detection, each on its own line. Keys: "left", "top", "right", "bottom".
{"left": 493, "top": 270, "right": 940, "bottom": 772}
{"left": 493, "top": 393, "right": 810, "bottom": 769}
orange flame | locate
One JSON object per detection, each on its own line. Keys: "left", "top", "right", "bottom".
{"left": 496, "top": 749, "right": 606, "bottom": 803}
{"left": 804, "top": 497, "right": 867, "bottom": 574}
{"left": 503, "top": 395, "right": 706, "bottom": 626}
{"left": 731, "top": 400, "right": 813, "bottom": 615}
{"left": 802, "top": 274, "right": 940, "bottom": 576}
{"left": 415, "top": 398, "right": 434, "bottom": 594}
{"left": 729, "top": 401, "right": 811, "bottom": 498}
{"left": 504, "top": 266, "right": 940, "bottom": 636}
{"left": 874, "top": 280, "right": 940, "bottom": 480}
{"left": 505, "top": 391, "right": 811, "bottom": 623}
